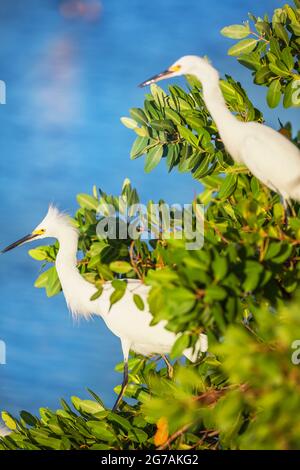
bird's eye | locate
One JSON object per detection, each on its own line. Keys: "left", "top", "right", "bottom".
{"left": 169, "top": 64, "right": 181, "bottom": 72}
{"left": 33, "top": 228, "right": 45, "bottom": 236}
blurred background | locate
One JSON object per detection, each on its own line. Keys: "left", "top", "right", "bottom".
{"left": 0, "top": 0, "right": 298, "bottom": 415}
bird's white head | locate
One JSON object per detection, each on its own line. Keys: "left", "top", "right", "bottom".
{"left": 139, "top": 55, "right": 219, "bottom": 87}
{"left": 1, "top": 205, "right": 77, "bottom": 253}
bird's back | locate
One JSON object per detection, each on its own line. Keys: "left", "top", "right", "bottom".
{"left": 94, "top": 279, "right": 204, "bottom": 357}
{"left": 240, "top": 122, "right": 300, "bottom": 200}
{"left": 96, "top": 280, "right": 166, "bottom": 345}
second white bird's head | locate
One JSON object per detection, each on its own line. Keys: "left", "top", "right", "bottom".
{"left": 139, "top": 55, "right": 219, "bottom": 87}
{"left": 1, "top": 205, "right": 76, "bottom": 253}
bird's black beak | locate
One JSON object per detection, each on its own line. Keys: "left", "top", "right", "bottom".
{"left": 1, "top": 233, "right": 39, "bottom": 254}
{"left": 138, "top": 69, "right": 174, "bottom": 87}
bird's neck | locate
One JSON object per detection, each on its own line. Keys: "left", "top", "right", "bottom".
{"left": 202, "top": 78, "right": 236, "bottom": 129}
{"left": 199, "top": 72, "right": 243, "bottom": 162}
{"left": 55, "top": 228, "right": 98, "bottom": 318}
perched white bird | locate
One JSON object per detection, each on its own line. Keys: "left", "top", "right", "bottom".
{"left": 140, "top": 55, "right": 300, "bottom": 206}
{"left": 1, "top": 206, "right": 207, "bottom": 410}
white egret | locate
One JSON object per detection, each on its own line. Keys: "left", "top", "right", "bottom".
{"left": 139, "top": 55, "right": 300, "bottom": 206}
{"left": 1, "top": 206, "right": 207, "bottom": 411}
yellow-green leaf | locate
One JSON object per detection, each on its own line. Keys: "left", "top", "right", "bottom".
{"left": 228, "top": 39, "right": 258, "bottom": 56}
{"left": 221, "top": 24, "right": 250, "bottom": 39}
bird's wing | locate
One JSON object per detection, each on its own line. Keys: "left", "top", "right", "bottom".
{"left": 241, "top": 127, "right": 300, "bottom": 198}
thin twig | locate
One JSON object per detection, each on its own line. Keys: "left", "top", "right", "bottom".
{"left": 157, "top": 423, "right": 192, "bottom": 450}
{"left": 250, "top": 30, "right": 269, "bottom": 43}
{"left": 129, "top": 241, "right": 144, "bottom": 281}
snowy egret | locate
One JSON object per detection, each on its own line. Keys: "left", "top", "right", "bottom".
{"left": 140, "top": 55, "right": 300, "bottom": 206}
{"left": 1, "top": 206, "right": 207, "bottom": 410}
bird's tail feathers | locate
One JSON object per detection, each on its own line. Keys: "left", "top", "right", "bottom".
{"left": 183, "top": 333, "right": 208, "bottom": 363}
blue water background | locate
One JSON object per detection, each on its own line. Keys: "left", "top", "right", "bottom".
{"left": 0, "top": 0, "right": 298, "bottom": 415}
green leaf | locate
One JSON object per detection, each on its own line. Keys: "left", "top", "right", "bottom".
{"left": 205, "top": 285, "right": 227, "bottom": 302}
{"left": 221, "top": 24, "right": 250, "bottom": 39}
{"left": 46, "top": 266, "right": 61, "bottom": 297}
{"left": 144, "top": 146, "right": 163, "bottom": 173}
{"left": 20, "top": 411, "right": 38, "bottom": 426}
{"left": 87, "top": 389, "right": 106, "bottom": 408}
{"left": 283, "top": 80, "right": 295, "bottom": 108}
{"left": 150, "top": 119, "right": 174, "bottom": 133}
{"left": 185, "top": 112, "right": 205, "bottom": 130}
{"left": 2, "top": 412, "right": 17, "bottom": 430}
{"left": 77, "top": 193, "right": 99, "bottom": 211}
{"left": 273, "top": 203, "right": 285, "bottom": 222}
{"left": 281, "top": 47, "right": 294, "bottom": 71}
{"left": 110, "top": 261, "right": 133, "bottom": 274}
{"left": 255, "top": 20, "right": 271, "bottom": 38}
{"left": 192, "top": 155, "right": 211, "bottom": 180}
{"left": 129, "top": 108, "right": 148, "bottom": 125}
{"left": 228, "top": 39, "right": 258, "bottom": 56}
{"left": 271, "top": 244, "right": 293, "bottom": 264}
{"left": 273, "top": 22, "right": 289, "bottom": 45}
{"left": 212, "top": 256, "right": 228, "bottom": 281}
{"left": 164, "top": 108, "right": 182, "bottom": 125}
{"left": 34, "top": 270, "right": 49, "bottom": 288}
{"left": 269, "top": 62, "right": 290, "bottom": 77}
{"left": 238, "top": 53, "right": 261, "bottom": 71}
{"left": 166, "top": 144, "right": 180, "bottom": 171}
{"left": 109, "top": 413, "right": 132, "bottom": 431}
{"left": 264, "top": 242, "right": 282, "bottom": 261}
{"left": 269, "top": 37, "right": 281, "bottom": 58}
{"left": 218, "top": 174, "right": 238, "bottom": 199}
{"left": 254, "top": 66, "right": 273, "bottom": 85}
{"left": 267, "top": 79, "right": 281, "bottom": 108}
{"left": 130, "top": 136, "right": 149, "bottom": 160}
{"left": 150, "top": 83, "right": 167, "bottom": 107}
{"left": 28, "top": 247, "right": 50, "bottom": 261}
{"left": 30, "top": 431, "right": 62, "bottom": 449}
{"left": 290, "top": 23, "right": 300, "bottom": 36}
{"left": 120, "top": 117, "right": 138, "bottom": 129}
{"left": 87, "top": 421, "right": 116, "bottom": 442}
{"left": 71, "top": 397, "right": 104, "bottom": 415}
{"left": 170, "top": 334, "right": 190, "bottom": 359}
{"left": 177, "top": 124, "right": 198, "bottom": 147}
{"left": 243, "top": 261, "right": 263, "bottom": 292}
{"left": 90, "top": 286, "right": 103, "bottom": 301}
{"left": 110, "top": 280, "right": 127, "bottom": 308}
{"left": 133, "top": 294, "right": 145, "bottom": 311}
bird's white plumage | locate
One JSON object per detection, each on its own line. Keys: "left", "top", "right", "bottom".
{"left": 29, "top": 206, "right": 208, "bottom": 361}
{"left": 142, "top": 55, "right": 300, "bottom": 202}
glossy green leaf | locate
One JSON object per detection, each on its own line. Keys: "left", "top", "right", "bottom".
{"left": 228, "top": 39, "right": 258, "bottom": 56}
{"left": 110, "top": 280, "right": 127, "bottom": 308}
{"left": 221, "top": 24, "right": 251, "bottom": 39}
{"left": 77, "top": 194, "right": 99, "bottom": 211}
{"left": 144, "top": 146, "right": 163, "bottom": 173}
{"left": 170, "top": 333, "right": 190, "bottom": 359}
{"left": 130, "top": 136, "right": 149, "bottom": 159}
{"left": 267, "top": 79, "right": 282, "bottom": 108}
{"left": 110, "top": 261, "right": 133, "bottom": 274}
{"left": 1, "top": 412, "right": 17, "bottom": 431}
{"left": 133, "top": 294, "right": 145, "bottom": 311}
{"left": 120, "top": 117, "right": 138, "bottom": 129}
{"left": 218, "top": 174, "right": 238, "bottom": 199}
{"left": 129, "top": 108, "right": 149, "bottom": 125}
